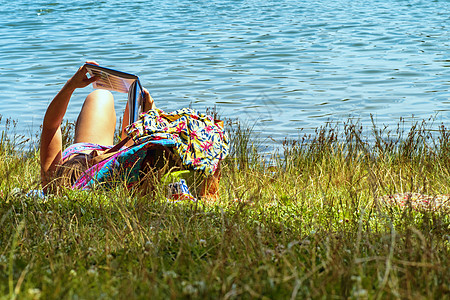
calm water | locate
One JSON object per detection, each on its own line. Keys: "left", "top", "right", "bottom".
{"left": 1, "top": 0, "right": 449, "bottom": 146}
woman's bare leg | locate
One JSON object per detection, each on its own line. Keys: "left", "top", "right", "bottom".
{"left": 74, "top": 89, "right": 116, "bottom": 145}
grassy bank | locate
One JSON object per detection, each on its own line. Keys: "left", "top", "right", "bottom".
{"left": 0, "top": 116, "right": 449, "bottom": 299}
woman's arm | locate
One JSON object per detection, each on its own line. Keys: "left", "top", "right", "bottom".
{"left": 40, "top": 62, "right": 99, "bottom": 188}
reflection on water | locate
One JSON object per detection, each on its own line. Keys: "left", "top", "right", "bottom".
{"left": 0, "top": 0, "right": 448, "bottom": 145}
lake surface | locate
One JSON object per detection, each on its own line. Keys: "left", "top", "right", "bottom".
{"left": 1, "top": 0, "right": 449, "bottom": 147}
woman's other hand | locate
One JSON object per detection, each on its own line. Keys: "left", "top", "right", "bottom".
{"left": 142, "top": 88, "right": 155, "bottom": 112}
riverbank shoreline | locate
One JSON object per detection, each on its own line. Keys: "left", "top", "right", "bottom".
{"left": 1, "top": 117, "right": 449, "bottom": 299}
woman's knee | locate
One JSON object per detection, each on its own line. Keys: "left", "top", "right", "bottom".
{"left": 84, "top": 89, "right": 114, "bottom": 107}
{"left": 79, "top": 90, "right": 115, "bottom": 117}
{"left": 79, "top": 89, "right": 116, "bottom": 122}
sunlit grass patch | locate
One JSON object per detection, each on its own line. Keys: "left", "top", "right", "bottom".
{"left": 0, "top": 115, "right": 449, "bottom": 299}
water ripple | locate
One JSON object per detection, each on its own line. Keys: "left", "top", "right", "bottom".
{"left": 0, "top": 0, "right": 448, "bottom": 144}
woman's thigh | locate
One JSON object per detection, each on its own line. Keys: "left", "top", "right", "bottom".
{"left": 74, "top": 89, "right": 116, "bottom": 145}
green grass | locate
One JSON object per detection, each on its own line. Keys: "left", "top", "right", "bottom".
{"left": 0, "top": 116, "right": 449, "bottom": 299}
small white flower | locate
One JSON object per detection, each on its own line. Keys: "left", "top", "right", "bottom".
{"left": 28, "top": 288, "right": 41, "bottom": 299}
{"left": 87, "top": 267, "right": 98, "bottom": 277}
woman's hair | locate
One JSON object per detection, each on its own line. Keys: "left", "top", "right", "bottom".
{"left": 48, "top": 154, "right": 90, "bottom": 193}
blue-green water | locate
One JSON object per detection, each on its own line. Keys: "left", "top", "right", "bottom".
{"left": 1, "top": 0, "right": 449, "bottom": 145}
